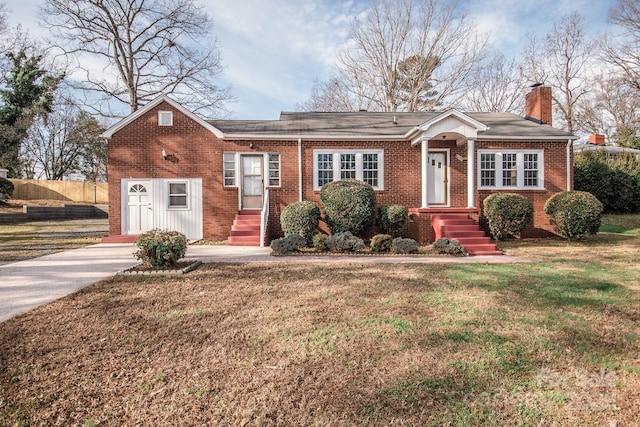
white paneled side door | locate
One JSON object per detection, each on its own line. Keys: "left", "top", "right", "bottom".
{"left": 126, "top": 180, "right": 153, "bottom": 234}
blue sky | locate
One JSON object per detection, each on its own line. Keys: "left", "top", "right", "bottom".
{"left": 8, "top": 0, "right": 618, "bottom": 119}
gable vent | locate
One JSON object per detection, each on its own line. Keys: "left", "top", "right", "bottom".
{"left": 158, "top": 111, "right": 173, "bottom": 126}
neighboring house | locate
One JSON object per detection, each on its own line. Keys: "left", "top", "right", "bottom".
{"left": 102, "top": 85, "right": 576, "bottom": 250}
{"left": 574, "top": 134, "right": 640, "bottom": 160}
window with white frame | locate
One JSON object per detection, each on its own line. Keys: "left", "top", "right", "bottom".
{"left": 223, "top": 153, "right": 236, "bottom": 187}
{"left": 313, "top": 149, "right": 384, "bottom": 190}
{"left": 158, "top": 111, "right": 173, "bottom": 126}
{"left": 268, "top": 153, "right": 281, "bottom": 187}
{"left": 478, "top": 150, "right": 544, "bottom": 189}
{"left": 168, "top": 182, "right": 187, "bottom": 208}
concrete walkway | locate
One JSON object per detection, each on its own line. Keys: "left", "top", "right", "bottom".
{"left": 0, "top": 243, "right": 521, "bottom": 323}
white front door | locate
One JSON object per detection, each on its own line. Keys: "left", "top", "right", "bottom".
{"left": 241, "top": 155, "right": 264, "bottom": 209}
{"left": 427, "top": 152, "right": 448, "bottom": 205}
{"left": 126, "top": 181, "right": 153, "bottom": 234}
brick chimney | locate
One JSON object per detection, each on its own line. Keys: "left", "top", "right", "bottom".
{"left": 525, "top": 85, "right": 552, "bottom": 126}
{"left": 589, "top": 134, "right": 605, "bottom": 145}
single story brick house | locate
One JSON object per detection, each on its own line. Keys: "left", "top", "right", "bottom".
{"left": 102, "top": 85, "right": 576, "bottom": 251}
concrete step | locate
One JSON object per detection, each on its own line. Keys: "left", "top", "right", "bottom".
{"left": 445, "top": 230, "right": 486, "bottom": 238}
{"left": 227, "top": 236, "right": 261, "bottom": 246}
{"left": 442, "top": 224, "right": 480, "bottom": 233}
{"left": 101, "top": 234, "right": 139, "bottom": 243}
{"left": 228, "top": 211, "right": 262, "bottom": 247}
{"left": 454, "top": 237, "right": 492, "bottom": 245}
{"left": 229, "top": 229, "right": 260, "bottom": 237}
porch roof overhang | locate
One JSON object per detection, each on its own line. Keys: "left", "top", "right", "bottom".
{"left": 409, "top": 109, "right": 489, "bottom": 145}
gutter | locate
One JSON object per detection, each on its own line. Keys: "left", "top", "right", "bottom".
{"left": 298, "top": 138, "right": 303, "bottom": 202}
{"left": 567, "top": 139, "right": 572, "bottom": 191}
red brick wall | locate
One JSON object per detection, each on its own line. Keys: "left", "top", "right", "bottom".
{"left": 475, "top": 140, "right": 571, "bottom": 239}
{"left": 108, "top": 103, "right": 571, "bottom": 242}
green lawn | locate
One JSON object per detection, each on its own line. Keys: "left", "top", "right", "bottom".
{"left": 0, "top": 215, "right": 638, "bottom": 426}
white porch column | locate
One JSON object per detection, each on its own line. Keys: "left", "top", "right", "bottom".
{"left": 467, "top": 138, "right": 475, "bottom": 208}
{"left": 421, "top": 135, "right": 429, "bottom": 208}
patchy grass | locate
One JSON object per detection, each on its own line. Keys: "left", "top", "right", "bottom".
{"left": 600, "top": 214, "right": 640, "bottom": 237}
{"left": 1, "top": 216, "right": 639, "bottom": 425}
{"left": 0, "top": 219, "right": 108, "bottom": 265}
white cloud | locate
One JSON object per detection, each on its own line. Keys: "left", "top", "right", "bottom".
{"left": 4, "top": 0, "right": 622, "bottom": 119}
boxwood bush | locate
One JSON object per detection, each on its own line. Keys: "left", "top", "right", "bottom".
{"left": 280, "top": 201, "right": 320, "bottom": 245}
{"left": 377, "top": 204, "right": 408, "bottom": 235}
{"left": 543, "top": 191, "right": 603, "bottom": 239}
{"left": 313, "top": 234, "right": 329, "bottom": 251}
{"left": 0, "top": 177, "right": 14, "bottom": 201}
{"left": 370, "top": 234, "right": 392, "bottom": 252}
{"left": 135, "top": 229, "right": 187, "bottom": 268}
{"left": 320, "top": 179, "right": 376, "bottom": 236}
{"left": 483, "top": 193, "right": 533, "bottom": 240}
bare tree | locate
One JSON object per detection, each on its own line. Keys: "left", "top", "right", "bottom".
{"left": 523, "top": 13, "right": 594, "bottom": 133}
{"left": 41, "top": 0, "right": 232, "bottom": 117}
{"left": 21, "top": 99, "right": 83, "bottom": 180}
{"left": 330, "top": 0, "right": 487, "bottom": 112}
{"left": 295, "top": 78, "right": 362, "bottom": 112}
{"left": 600, "top": 0, "right": 640, "bottom": 92}
{"left": 461, "top": 53, "right": 527, "bottom": 113}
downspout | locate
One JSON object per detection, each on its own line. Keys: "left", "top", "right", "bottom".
{"left": 298, "top": 137, "right": 303, "bottom": 202}
{"left": 566, "top": 139, "right": 572, "bottom": 191}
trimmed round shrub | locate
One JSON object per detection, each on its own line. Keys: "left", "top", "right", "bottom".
{"left": 377, "top": 204, "right": 408, "bottom": 235}
{"left": 0, "top": 177, "right": 14, "bottom": 201}
{"left": 543, "top": 191, "right": 603, "bottom": 239}
{"left": 270, "top": 234, "right": 306, "bottom": 254}
{"left": 135, "top": 229, "right": 187, "bottom": 268}
{"left": 313, "top": 234, "right": 329, "bottom": 251}
{"left": 280, "top": 201, "right": 320, "bottom": 245}
{"left": 391, "top": 237, "right": 418, "bottom": 254}
{"left": 432, "top": 237, "right": 467, "bottom": 256}
{"left": 325, "top": 231, "right": 365, "bottom": 253}
{"left": 370, "top": 234, "right": 392, "bottom": 252}
{"left": 320, "top": 179, "right": 376, "bottom": 236}
{"left": 483, "top": 193, "right": 533, "bottom": 241}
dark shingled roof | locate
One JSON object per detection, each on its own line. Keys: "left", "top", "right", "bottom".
{"left": 207, "top": 111, "right": 576, "bottom": 140}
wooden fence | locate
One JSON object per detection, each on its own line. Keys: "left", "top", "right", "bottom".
{"left": 9, "top": 179, "right": 108, "bottom": 204}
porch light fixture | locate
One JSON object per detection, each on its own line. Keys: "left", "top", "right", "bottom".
{"left": 249, "top": 142, "right": 254, "bottom": 149}
{"left": 162, "top": 149, "right": 167, "bottom": 160}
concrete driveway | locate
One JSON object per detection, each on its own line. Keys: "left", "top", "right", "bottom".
{"left": 1, "top": 243, "right": 518, "bottom": 323}
{"left": 0, "top": 243, "right": 139, "bottom": 323}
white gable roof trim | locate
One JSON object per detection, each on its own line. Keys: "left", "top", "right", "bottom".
{"left": 408, "top": 109, "right": 490, "bottom": 145}
{"left": 101, "top": 95, "right": 224, "bottom": 139}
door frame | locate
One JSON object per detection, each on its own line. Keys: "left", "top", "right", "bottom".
{"left": 239, "top": 154, "right": 265, "bottom": 210}
{"left": 427, "top": 149, "right": 450, "bottom": 206}
{"left": 122, "top": 179, "right": 153, "bottom": 235}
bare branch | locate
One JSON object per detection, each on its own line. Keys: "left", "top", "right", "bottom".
{"left": 40, "top": 0, "right": 232, "bottom": 117}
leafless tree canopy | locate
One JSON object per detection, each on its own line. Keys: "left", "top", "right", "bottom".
{"left": 301, "top": 0, "right": 487, "bottom": 112}
{"left": 41, "top": 0, "right": 231, "bottom": 117}
{"left": 523, "top": 13, "right": 593, "bottom": 134}
{"left": 600, "top": 0, "right": 640, "bottom": 93}
{"left": 460, "top": 54, "right": 526, "bottom": 113}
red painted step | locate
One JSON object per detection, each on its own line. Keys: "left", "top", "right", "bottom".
{"left": 227, "top": 210, "right": 262, "bottom": 246}
{"left": 432, "top": 214, "right": 502, "bottom": 256}
{"left": 101, "top": 234, "right": 139, "bottom": 243}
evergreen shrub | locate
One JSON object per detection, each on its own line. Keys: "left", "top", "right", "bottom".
{"left": 543, "top": 191, "right": 603, "bottom": 239}
{"left": 320, "top": 179, "right": 376, "bottom": 236}
{"left": 135, "top": 230, "right": 187, "bottom": 268}
{"left": 483, "top": 193, "right": 533, "bottom": 240}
